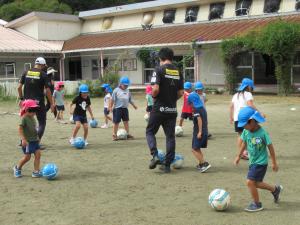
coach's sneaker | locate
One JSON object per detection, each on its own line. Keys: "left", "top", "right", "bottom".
{"left": 149, "top": 154, "right": 161, "bottom": 169}
{"left": 32, "top": 171, "right": 42, "bottom": 178}
{"left": 198, "top": 162, "right": 211, "bottom": 173}
{"left": 13, "top": 165, "right": 22, "bottom": 178}
{"left": 245, "top": 202, "right": 263, "bottom": 212}
{"left": 272, "top": 185, "right": 283, "bottom": 203}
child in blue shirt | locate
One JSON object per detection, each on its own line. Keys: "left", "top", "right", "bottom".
{"left": 109, "top": 76, "right": 137, "bottom": 141}
{"left": 234, "top": 106, "right": 282, "bottom": 212}
{"left": 187, "top": 92, "right": 211, "bottom": 172}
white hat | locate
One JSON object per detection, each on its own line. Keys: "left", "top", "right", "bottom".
{"left": 35, "top": 57, "right": 47, "bottom": 65}
{"left": 47, "top": 67, "right": 57, "bottom": 75}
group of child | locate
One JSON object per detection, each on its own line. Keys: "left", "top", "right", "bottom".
{"left": 15, "top": 76, "right": 282, "bottom": 212}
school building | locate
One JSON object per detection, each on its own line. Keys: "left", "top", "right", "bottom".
{"left": 1, "top": 0, "right": 300, "bottom": 91}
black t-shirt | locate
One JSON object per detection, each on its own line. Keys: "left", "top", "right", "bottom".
{"left": 72, "top": 95, "right": 91, "bottom": 117}
{"left": 20, "top": 68, "right": 50, "bottom": 104}
{"left": 151, "top": 63, "right": 183, "bottom": 114}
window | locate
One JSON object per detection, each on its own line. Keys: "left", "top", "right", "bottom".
{"left": 91, "top": 59, "right": 99, "bottom": 79}
{"left": 108, "top": 59, "right": 122, "bottom": 71}
{"left": 264, "top": 0, "right": 281, "bottom": 13}
{"left": 296, "top": 0, "right": 300, "bottom": 11}
{"left": 0, "top": 62, "right": 15, "bottom": 79}
{"left": 235, "top": 52, "right": 253, "bottom": 82}
{"left": 122, "top": 59, "right": 137, "bottom": 71}
{"left": 24, "top": 63, "right": 31, "bottom": 71}
{"left": 185, "top": 6, "right": 199, "bottom": 23}
{"left": 162, "top": 9, "right": 176, "bottom": 24}
{"left": 235, "top": 0, "right": 252, "bottom": 16}
{"left": 209, "top": 3, "right": 225, "bottom": 20}
{"left": 292, "top": 51, "right": 300, "bottom": 83}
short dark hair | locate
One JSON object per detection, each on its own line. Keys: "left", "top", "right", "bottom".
{"left": 158, "top": 47, "right": 174, "bottom": 61}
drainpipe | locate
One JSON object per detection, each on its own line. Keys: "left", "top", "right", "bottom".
{"left": 100, "top": 50, "right": 104, "bottom": 80}
{"left": 60, "top": 54, "right": 65, "bottom": 81}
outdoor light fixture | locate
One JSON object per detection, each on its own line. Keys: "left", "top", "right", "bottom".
{"left": 264, "top": 0, "right": 281, "bottom": 13}
{"left": 162, "top": 9, "right": 176, "bottom": 24}
{"left": 185, "top": 6, "right": 199, "bottom": 23}
{"left": 209, "top": 3, "right": 225, "bottom": 20}
{"left": 235, "top": 0, "right": 252, "bottom": 16}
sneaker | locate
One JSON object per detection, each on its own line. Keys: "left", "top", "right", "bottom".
{"left": 13, "top": 165, "right": 22, "bottom": 178}
{"left": 272, "top": 185, "right": 283, "bottom": 203}
{"left": 198, "top": 161, "right": 211, "bottom": 173}
{"left": 196, "top": 163, "right": 203, "bottom": 170}
{"left": 208, "top": 133, "right": 212, "bottom": 139}
{"left": 159, "top": 164, "right": 171, "bottom": 173}
{"left": 101, "top": 124, "right": 109, "bottom": 129}
{"left": 59, "top": 120, "right": 68, "bottom": 124}
{"left": 84, "top": 140, "right": 89, "bottom": 146}
{"left": 112, "top": 134, "right": 118, "bottom": 141}
{"left": 69, "top": 138, "right": 75, "bottom": 145}
{"left": 244, "top": 202, "right": 263, "bottom": 212}
{"left": 149, "top": 155, "right": 161, "bottom": 169}
{"left": 32, "top": 171, "right": 42, "bottom": 178}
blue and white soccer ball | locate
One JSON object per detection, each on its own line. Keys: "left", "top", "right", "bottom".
{"left": 208, "top": 189, "right": 231, "bottom": 211}
{"left": 42, "top": 163, "right": 58, "bottom": 180}
{"left": 144, "top": 113, "right": 150, "bottom": 122}
{"left": 157, "top": 149, "right": 166, "bottom": 163}
{"left": 175, "top": 126, "right": 184, "bottom": 137}
{"left": 89, "top": 119, "right": 98, "bottom": 128}
{"left": 73, "top": 137, "right": 85, "bottom": 149}
{"left": 171, "top": 153, "right": 184, "bottom": 169}
{"left": 117, "top": 129, "right": 128, "bottom": 140}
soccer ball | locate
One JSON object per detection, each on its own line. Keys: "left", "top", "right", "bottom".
{"left": 69, "top": 116, "right": 75, "bottom": 124}
{"left": 117, "top": 129, "right": 128, "bottom": 140}
{"left": 175, "top": 126, "right": 184, "bottom": 137}
{"left": 171, "top": 154, "right": 184, "bottom": 169}
{"left": 89, "top": 119, "right": 98, "bottom": 128}
{"left": 42, "top": 163, "right": 58, "bottom": 180}
{"left": 73, "top": 137, "right": 85, "bottom": 149}
{"left": 157, "top": 149, "right": 166, "bottom": 163}
{"left": 208, "top": 189, "right": 231, "bottom": 211}
{"left": 144, "top": 113, "right": 149, "bottom": 122}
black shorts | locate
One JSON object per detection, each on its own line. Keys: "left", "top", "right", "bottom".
{"left": 104, "top": 108, "right": 110, "bottom": 116}
{"left": 73, "top": 115, "right": 88, "bottom": 124}
{"left": 22, "top": 141, "right": 40, "bottom": 154}
{"left": 181, "top": 112, "right": 193, "bottom": 120}
{"left": 56, "top": 105, "right": 65, "bottom": 111}
{"left": 146, "top": 106, "right": 153, "bottom": 113}
{"left": 113, "top": 108, "right": 129, "bottom": 124}
{"left": 234, "top": 121, "right": 244, "bottom": 133}
{"left": 247, "top": 164, "right": 267, "bottom": 182}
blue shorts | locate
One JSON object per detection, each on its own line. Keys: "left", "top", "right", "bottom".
{"left": 104, "top": 108, "right": 110, "bottom": 116}
{"left": 56, "top": 105, "right": 65, "bottom": 111}
{"left": 73, "top": 115, "right": 88, "bottom": 124}
{"left": 22, "top": 141, "right": 40, "bottom": 154}
{"left": 247, "top": 164, "right": 267, "bottom": 182}
{"left": 113, "top": 108, "right": 129, "bottom": 124}
{"left": 192, "top": 124, "right": 208, "bottom": 149}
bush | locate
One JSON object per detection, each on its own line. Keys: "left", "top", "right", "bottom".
{"left": 79, "top": 80, "right": 103, "bottom": 97}
{"left": 102, "top": 72, "right": 120, "bottom": 89}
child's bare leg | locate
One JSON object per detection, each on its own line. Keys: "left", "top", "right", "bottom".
{"left": 192, "top": 149, "right": 204, "bottom": 164}
{"left": 179, "top": 118, "right": 184, "bottom": 127}
{"left": 83, "top": 123, "right": 88, "bottom": 140}
{"left": 113, "top": 123, "right": 119, "bottom": 135}
{"left": 256, "top": 182, "right": 276, "bottom": 192}
{"left": 247, "top": 179, "right": 260, "bottom": 203}
{"left": 17, "top": 154, "right": 31, "bottom": 169}
{"left": 72, "top": 122, "right": 81, "bottom": 138}
{"left": 106, "top": 115, "right": 112, "bottom": 122}
{"left": 60, "top": 111, "right": 64, "bottom": 120}
{"left": 33, "top": 150, "right": 41, "bottom": 172}
{"left": 123, "top": 121, "right": 129, "bottom": 133}
{"left": 55, "top": 110, "right": 60, "bottom": 120}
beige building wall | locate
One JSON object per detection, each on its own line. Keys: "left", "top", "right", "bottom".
{"left": 15, "top": 20, "right": 39, "bottom": 40}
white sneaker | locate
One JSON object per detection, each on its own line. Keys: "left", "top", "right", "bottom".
{"left": 84, "top": 140, "right": 88, "bottom": 146}
{"left": 101, "top": 124, "right": 109, "bottom": 129}
{"left": 69, "top": 138, "right": 75, "bottom": 145}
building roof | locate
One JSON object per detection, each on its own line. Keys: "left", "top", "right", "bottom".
{"left": 0, "top": 26, "right": 62, "bottom": 53}
{"left": 79, "top": 0, "right": 202, "bottom": 19}
{"left": 5, "top": 12, "right": 79, "bottom": 28}
{"left": 63, "top": 13, "right": 300, "bottom": 53}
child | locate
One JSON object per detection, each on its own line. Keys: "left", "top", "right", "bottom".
{"left": 53, "top": 81, "right": 66, "bottom": 123}
{"left": 179, "top": 82, "right": 193, "bottom": 127}
{"left": 187, "top": 92, "right": 211, "bottom": 172}
{"left": 69, "top": 84, "right": 95, "bottom": 146}
{"left": 145, "top": 85, "right": 153, "bottom": 116}
{"left": 234, "top": 106, "right": 282, "bottom": 212}
{"left": 14, "top": 99, "right": 42, "bottom": 178}
{"left": 229, "top": 78, "right": 263, "bottom": 159}
{"left": 101, "top": 84, "right": 112, "bottom": 129}
{"left": 109, "top": 76, "right": 137, "bottom": 141}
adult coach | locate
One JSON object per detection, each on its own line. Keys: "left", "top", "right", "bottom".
{"left": 146, "top": 48, "right": 184, "bottom": 173}
{"left": 18, "top": 57, "right": 54, "bottom": 143}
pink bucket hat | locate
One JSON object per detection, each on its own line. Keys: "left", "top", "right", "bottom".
{"left": 145, "top": 85, "right": 152, "bottom": 94}
{"left": 55, "top": 81, "right": 64, "bottom": 90}
{"left": 20, "top": 99, "right": 39, "bottom": 116}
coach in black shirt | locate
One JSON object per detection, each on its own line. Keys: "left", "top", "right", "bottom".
{"left": 146, "top": 48, "right": 184, "bottom": 173}
{"left": 18, "top": 57, "right": 54, "bottom": 142}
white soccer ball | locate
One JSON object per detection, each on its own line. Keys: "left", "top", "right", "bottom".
{"left": 117, "top": 129, "right": 128, "bottom": 140}
{"left": 175, "top": 126, "right": 184, "bottom": 137}
{"left": 208, "top": 189, "right": 231, "bottom": 211}
{"left": 144, "top": 113, "right": 150, "bottom": 122}
{"left": 69, "top": 116, "right": 75, "bottom": 124}
{"left": 171, "top": 154, "right": 184, "bottom": 169}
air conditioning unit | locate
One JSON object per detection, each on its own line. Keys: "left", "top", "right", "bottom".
{"left": 209, "top": 3, "right": 225, "bottom": 20}
{"left": 162, "top": 9, "right": 176, "bottom": 24}
{"left": 235, "top": 0, "right": 252, "bottom": 16}
{"left": 185, "top": 6, "right": 199, "bottom": 23}
{"left": 264, "top": 0, "right": 281, "bottom": 13}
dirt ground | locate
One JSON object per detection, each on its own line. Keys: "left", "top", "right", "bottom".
{"left": 0, "top": 94, "right": 299, "bottom": 225}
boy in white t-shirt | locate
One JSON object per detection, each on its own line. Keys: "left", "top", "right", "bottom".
{"left": 229, "top": 78, "right": 264, "bottom": 159}
{"left": 101, "top": 84, "right": 112, "bottom": 129}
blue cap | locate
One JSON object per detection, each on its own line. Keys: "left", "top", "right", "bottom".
{"left": 105, "top": 87, "right": 112, "bottom": 93}
{"left": 119, "top": 76, "right": 130, "bottom": 86}
{"left": 238, "top": 78, "right": 255, "bottom": 91}
{"left": 79, "top": 84, "right": 89, "bottom": 93}
{"left": 194, "top": 81, "right": 204, "bottom": 90}
{"left": 187, "top": 92, "right": 204, "bottom": 109}
{"left": 184, "top": 82, "right": 192, "bottom": 90}
{"left": 101, "top": 83, "right": 110, "bottom": 88}
{"left": 238, "top": 106, "right": 265, "bottom": 128}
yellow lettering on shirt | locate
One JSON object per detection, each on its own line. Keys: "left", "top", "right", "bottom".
{"left": 166, "top": 69, "right": 179, "bottom": 76}
{"left": 26, "top": 71, "right": 41, "bottom": 79}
